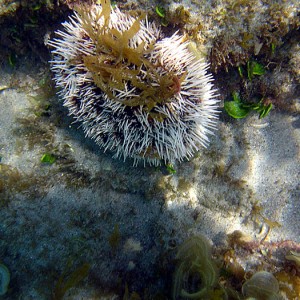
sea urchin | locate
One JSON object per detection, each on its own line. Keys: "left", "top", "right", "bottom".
{"left": 48, "top": 0, "right": 219, "bottom": 166}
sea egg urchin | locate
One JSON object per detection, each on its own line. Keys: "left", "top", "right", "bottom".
{"left": 48, "top": 0, "right": 219, "bottom": 166}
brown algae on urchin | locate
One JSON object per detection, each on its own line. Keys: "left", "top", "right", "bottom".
{"left": 48, "top": 0, "right": 219, "bottom": 166}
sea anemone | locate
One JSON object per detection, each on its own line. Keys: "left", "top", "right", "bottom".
{"left": 48, "top": 0, "right": 219, "bottom": 166}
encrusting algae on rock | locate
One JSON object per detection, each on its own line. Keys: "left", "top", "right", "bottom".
{"left": 48, "top": 0, "right": 219, "bottom": 166}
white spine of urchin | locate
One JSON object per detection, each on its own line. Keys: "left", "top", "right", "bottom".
{"left": 48, "top": 2, "right": 219, "bottom": 166}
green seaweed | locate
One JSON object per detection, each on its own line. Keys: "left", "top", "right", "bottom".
{"left": 242, "top": 271, "right": 281, "bottom": 300}
{"left": 155, "top": 5, "right": 168, "bottom": 26}
{"left": 247, "top": 60, "right": 266, "bottom": 80}
{"left": 8, "top": 53, "right": 16, "bottom": 67}
{"left": 155, "top": 6, "right": 166, "bottom": 18}
{"left": 224, "top": 92, "right": 272, "bottom": 119}
{"left": 271, "top": 43, "right": 276, "bottom": 55}
{"left": 52, "top": 262, "right": 90, "bottom": 300}
{"left": 285, "top": 251, "right": 300, "bottom": 267}
{"left": 166, "top": 163, "right": 176, "bottom": 175}
{"left": 41, "top": 153, "right": 56, "bottom": 164}
{"left": 108, "top": 223, "right": 121, "bottom": 251}
{"left": 0, "top": 263, "right": 10, "bottom": 296}
{"left": 224, "top": 92, "right": 251, "bottom": 119}
{"left": 172, "top": 236, "right": 221, "bottom": 299}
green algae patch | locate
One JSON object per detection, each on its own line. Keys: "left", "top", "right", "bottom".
{"left": 166, "top": 163, "right": 176, "bottom": 175}
{"left": 41, "top": 153, "right": 56, "bottom": 164}
{"left": 0, "top": 263, "right": 10, "bottom": 296}
{"left": 108, "top": 223, "right": 121, "bottom": 251}
{"left": 242, "top": 271, "right": 281, "bottom": 300}
{"left": 285, "top": 251, "right": 300, "bottom": 267}
{"left": 172, "top": 236, "right": 221, "bottom": 299}
{"left": 247, "top": 60, "right": 266, "bottom": 80}
{"left": 53, "top": 262, "right": 90, "bottom": 300}
{"left": 224, "top": 92, "right": 251, "bottom": 119}
{"left": 224, "top": 92, "right": 272, "bottom": 119}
